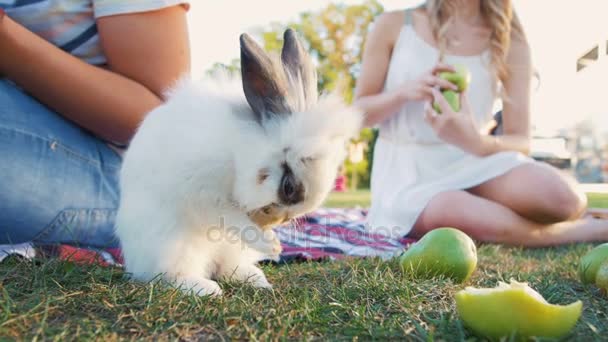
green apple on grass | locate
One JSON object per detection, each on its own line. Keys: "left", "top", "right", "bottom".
{"left": 596, "top": 260, "right": 608, "bottom": 294}
{"left": 399, "top": 227, "right": 477, "bottom": 283}
{"left": 456, "top": 279, "right": 583, "bottom": 340}
{"left": 578, "top": 243, "right": 608, "bottom": 284}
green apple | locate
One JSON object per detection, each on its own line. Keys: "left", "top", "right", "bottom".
{"left": 433, "top": 64, "right": 470, "bottom": 114}
{"left": 595, "top": 260, "right": 608, "bottom": 293}
{"left": 456, "top": 279, "right": 583, "bottom": 340}
{"left": 439, "top": 64, "right": 471, "bottom": 92}
{"left": 399, "top": 227, "right": 477, "bottom": 283}
{"left": 578, "top": 243, "right": 608, "bottom": 284}
{"left": 433, "top": 90, "right": 460, "bottom": 114}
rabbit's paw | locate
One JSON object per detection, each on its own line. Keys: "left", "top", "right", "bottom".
{"left": 223, "top": 264, "right": 273, "bottom": 289}
{"left": 268, "top": 235, "right": 282, "bottom": 261}
{"left": 246, "top": 229, "right": 279, "bottom": 255}
{"left": 252, "top": 276, "right": 273, "bottom": 289}
{"left": 177, "top": 276, "right": 223, "bottom": 297}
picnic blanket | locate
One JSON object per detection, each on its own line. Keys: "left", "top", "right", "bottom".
{"left": 0, "top": 208, "right": 414, "bottom": 266}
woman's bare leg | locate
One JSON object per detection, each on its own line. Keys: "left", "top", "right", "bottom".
{"left": 411, "top": 190, "right": 608, "bottom": 246}
{"left": 468, "top": 163, "right": 587, "bottom": 224}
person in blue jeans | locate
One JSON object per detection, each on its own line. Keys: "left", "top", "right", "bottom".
{"left": 0, "top": 1, "right": 191, "bottom": 248}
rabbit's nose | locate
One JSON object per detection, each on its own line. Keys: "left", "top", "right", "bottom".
{"left": 279, "top": 172, "right": 304, "bottom": 205}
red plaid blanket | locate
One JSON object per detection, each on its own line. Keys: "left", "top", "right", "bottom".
{"left": 0, "top": 208, "right": 414, "bottom": 266}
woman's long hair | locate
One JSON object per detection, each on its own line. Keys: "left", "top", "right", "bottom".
{"left": 425, "top": 0, "right": 525, "bottom": 84}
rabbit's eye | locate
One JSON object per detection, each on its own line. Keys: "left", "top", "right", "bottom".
{"left": 257, "top": 168, "right": 270, "bottom": 184}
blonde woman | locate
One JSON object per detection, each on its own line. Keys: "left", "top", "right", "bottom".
{"left": 356, "top": 0, "right": 608, "bottom": 245}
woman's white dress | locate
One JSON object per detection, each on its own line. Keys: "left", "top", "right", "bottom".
{"left": 366, "top": 17, "right": 533, "bottom": 238}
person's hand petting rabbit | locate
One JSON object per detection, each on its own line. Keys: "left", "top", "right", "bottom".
{"left": 115, "top": 29, "right": 363, "bottom": 296}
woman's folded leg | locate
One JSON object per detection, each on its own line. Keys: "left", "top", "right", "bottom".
{"left": 468, "top": 163, "right": 587, "bottom": 224}
{"left": 412, "top": 190, "right": 608, "bottom": 246}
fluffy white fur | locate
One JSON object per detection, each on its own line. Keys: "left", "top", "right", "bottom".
{"left": 115, "top": 71, "right": 362, "bottom": 295}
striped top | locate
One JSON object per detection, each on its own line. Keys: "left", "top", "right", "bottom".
{"left": 0, "top": 0, "right": 189, "bottom": 65}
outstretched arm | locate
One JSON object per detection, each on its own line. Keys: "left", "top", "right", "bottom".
{"left": 0, "top": 6, "right": 190, "bottom": 144}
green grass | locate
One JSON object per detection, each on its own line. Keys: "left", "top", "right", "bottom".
{"left": 1, "top": 192, "right": 607, "bottom": 340}
{"left": 588, "top": 193, "right": 608, "bottom": 208}
{"left": 323, "top": 189, "right": 371, "bottom": 208}
{"left": 324, "top": 190, "right": 608, "bottom": 209}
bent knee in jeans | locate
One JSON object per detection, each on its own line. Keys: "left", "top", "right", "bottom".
{"left": 0, "top": 79, "right": 121, "bottom": 248}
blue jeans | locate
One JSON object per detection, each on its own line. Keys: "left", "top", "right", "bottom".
{"left": 0, "top": 79, "right": 121, "bottom": 248}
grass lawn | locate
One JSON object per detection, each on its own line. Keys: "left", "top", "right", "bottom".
{"left": 325, "top": 190, "right": 608, "bottom": 209}
{"left": 323, "top": 189, "right": 372, "bottom": 208}
{"left": 0, "top": 192, "right": 607, "bottom": 340}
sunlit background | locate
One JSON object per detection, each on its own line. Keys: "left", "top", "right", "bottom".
{"left": 187, "top": 0, "right": 608, "bottom": 184}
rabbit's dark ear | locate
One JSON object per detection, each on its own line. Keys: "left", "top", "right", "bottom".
{"left": 281, "top": 29, "right": 318, "bottom": 104}
{"left": 240, "top": 33, "right": 291, "bottom": 122}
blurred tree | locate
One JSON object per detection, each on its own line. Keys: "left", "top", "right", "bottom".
{"left": 205, "top": 58, "right": 241, "bottom": 78}
{"left": 259, "top": 0, "right": 383, "bottom": 104}
{"left": 343, "top": 125, "right": 377, "bottom": 189}
{"left": 205, "top": 0, "right": 385, "bottom": 189}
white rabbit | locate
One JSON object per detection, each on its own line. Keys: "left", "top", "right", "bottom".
{"left": 115, "top": 29, "right": 363, "bottom": 296}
